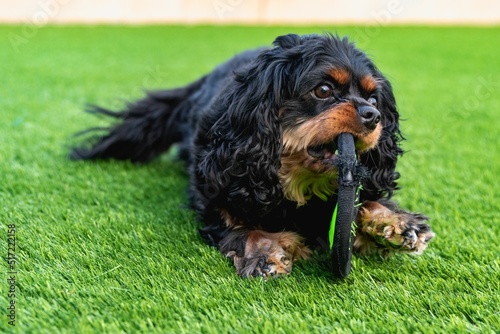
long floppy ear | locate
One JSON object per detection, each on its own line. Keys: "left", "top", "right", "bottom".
{"left": 193, "top": 35, "right": 302, "bottom": 223}
{"left": 359, "top": 75, "right": 404, "bottom": 200}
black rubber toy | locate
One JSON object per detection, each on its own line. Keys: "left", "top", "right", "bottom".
{"left": 331, "top": 133, "right": 359, "bottom": 278}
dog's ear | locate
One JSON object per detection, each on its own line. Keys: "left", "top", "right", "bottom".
{"left": 273, "top": 33, "right": 322, "bottom": 49}
{"left": 273, "top": 34, "right": 302, "bottom": 49}
{"left": 360, "top": 75, "right": 404, "bottom": 200}
{"left": 196, "top": 46, "right": 297, "bottom": 222}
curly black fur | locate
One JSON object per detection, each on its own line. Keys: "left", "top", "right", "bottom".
{"left": 71, "top": 33, "right": 405, "bottom": 248}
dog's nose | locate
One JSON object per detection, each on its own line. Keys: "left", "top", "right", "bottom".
{"left": 358, "top": 106, "right": 381, "bottom": 130}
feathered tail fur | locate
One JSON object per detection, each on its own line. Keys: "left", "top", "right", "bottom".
{"left": 70, "top": 76, "right": 207, "bottom": 163}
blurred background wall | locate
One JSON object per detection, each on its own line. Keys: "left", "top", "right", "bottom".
{"left": 1, "top": 0, "right": 499, "bottom": 25}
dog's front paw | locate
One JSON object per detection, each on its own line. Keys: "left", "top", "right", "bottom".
{"left": 230, "top": 251, "right": 293, "bottom": 278}
{"left": 379, "top": 219, "right": 434, "bottom": 255}
{"left": 354, "top": 201, "right": 435, "bottom": 256}
{"left": 221, "top": 230, "right": 310, "bottom": 278}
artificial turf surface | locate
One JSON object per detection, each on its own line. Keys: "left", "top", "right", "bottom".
{"left": 0, "top": 25, "right": 499, "bottom": 333}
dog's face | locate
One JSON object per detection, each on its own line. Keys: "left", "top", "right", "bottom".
{"left": 274, "top": 35, "right": 388, "bottom": 204}
{"left": 199, "top": 34, "right": 401, "bottom": 216}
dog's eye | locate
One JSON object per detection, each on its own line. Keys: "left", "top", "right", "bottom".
{"left": 312, "top": 84, "right": 334, "bottom": 99}
{"left": 368, "top": 96, "right": 378, "bottom": 107}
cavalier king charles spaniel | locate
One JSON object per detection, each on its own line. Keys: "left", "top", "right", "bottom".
{"left": 72, "top": 33, "right": 435, "bottom": 278}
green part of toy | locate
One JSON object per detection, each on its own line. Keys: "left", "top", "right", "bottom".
{"left": 328, "top": 184, "right": 362, "bottom": 250}
{"left": 328, "top": 202, "right": 339, "bottom": 250}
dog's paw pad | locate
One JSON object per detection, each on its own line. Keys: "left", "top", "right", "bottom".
{"left": 355, "top": 201, "right": 435, "bottom": 256}
{"left": 222, "top": 230, "right": 309, "bottom": 278}
{"left": 382, "top": 221, "right": 435, "bottom": 255}
{"left": 233, "top": 251, "right": 293, "bottom": 279}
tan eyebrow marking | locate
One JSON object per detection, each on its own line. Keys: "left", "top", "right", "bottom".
{"left": 360, "top": 75, "right": 379, "bottom": 93}
{"left": 329, "top": 68, "right": 350, "bottom": 86}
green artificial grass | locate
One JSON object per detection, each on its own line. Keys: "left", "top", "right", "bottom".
{"left": 1, "top": 25, "right": 499, "bottom": 333}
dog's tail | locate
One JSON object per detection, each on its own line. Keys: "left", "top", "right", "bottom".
{"left": 70, "top": 76, "right": 206, "bottom": 162}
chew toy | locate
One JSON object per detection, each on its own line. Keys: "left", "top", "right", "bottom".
{"left": 329, "top": 133, "right": 361, "bottom": 278}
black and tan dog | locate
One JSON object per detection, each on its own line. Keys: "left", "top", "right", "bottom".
{"left": 72, "top": 33, "right": 434, "bottom": 278}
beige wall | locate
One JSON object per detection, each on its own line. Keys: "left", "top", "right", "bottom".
{"left": 1, "top": 0, "right": 499, "bottom": 25}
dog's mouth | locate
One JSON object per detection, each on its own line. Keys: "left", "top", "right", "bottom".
{"left": 306, "top": 138, "right": 340, "bottom": 165}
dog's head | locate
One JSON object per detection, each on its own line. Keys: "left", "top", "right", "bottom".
{"left": 206, "top": 33, "right": 403, "bottom": 218}
{"left": 274, "top": 34, "right": 390, "bottom": 204}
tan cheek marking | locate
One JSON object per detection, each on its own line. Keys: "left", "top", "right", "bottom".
{"left": 284, "top": 102, "right": 373, "bottom": 151}
{"left": 282, "top": 103, "right": 356, "bottom": 152}
{"left": 358, "top": 123, "right": 382, "bottom": 152}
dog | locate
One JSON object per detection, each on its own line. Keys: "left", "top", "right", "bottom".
{"left": 71, "top": 33, "right": 435, "bottom": 278}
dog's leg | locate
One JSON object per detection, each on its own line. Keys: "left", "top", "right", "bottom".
{"left": 219, "top": 229, "right": 311, "bottom": 278}
{"left": 353, "top": 201, "right": 435, "bottom": 256}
